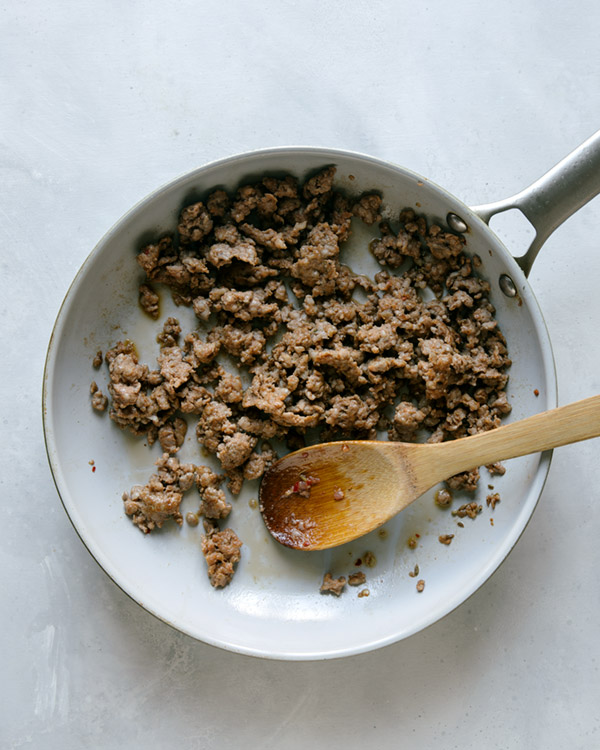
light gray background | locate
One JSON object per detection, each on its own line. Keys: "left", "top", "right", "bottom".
{"left": 2, "top": 1, "right": 600, "bottom": 748}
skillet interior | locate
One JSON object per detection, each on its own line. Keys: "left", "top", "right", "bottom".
{"left": 43, "top": 148, "right": 556, "bottom": 659}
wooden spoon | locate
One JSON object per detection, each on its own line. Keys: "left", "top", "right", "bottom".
{"left": 259, "top": 395, "right": 600, "bottom": 550}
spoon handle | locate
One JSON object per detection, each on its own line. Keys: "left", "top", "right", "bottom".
{"left": 426, "top": 395, "right": 600, "bottom": 482}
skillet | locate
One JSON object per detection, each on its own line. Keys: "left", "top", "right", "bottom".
{"left": 43, "top": 132, "right": 600, "bottom": 659}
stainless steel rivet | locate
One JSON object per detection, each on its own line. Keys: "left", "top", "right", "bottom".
{"left": 499, "top": 274, "right": 517, "bottom": 297}
{"left": 447, "top": 212, "right": 468, "bottom": 233}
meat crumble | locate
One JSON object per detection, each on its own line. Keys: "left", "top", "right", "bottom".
{"left": 348, "top": 571, "right": 367, "bottom": 586}
{"left": 93, "top": 165, "right": 512, "bottom": 589}
{"left": 139, "top": 283, "right": 160, "bottom": 319}
{"left": 434, "top": 488, "right": 453, "bottom": 508}
{"left": 486, "top": 492, "right": 501, "bottom": 510}
{"left": 90, "top": 381, "right": 108, "bottom": 411}
{"left": 122, "top": 453, "right": 197, "bottom": 534}
{"left": 320, "top": 572, "right": 347, "bottom": 596}
{"left": 486, "top": 461, "right": 506, "bottom": 476}
{"left": 201, "top": 520, "right": 242, "bottom": 588}
{"left": 452, "top": 501, "right": 483, "bottom": 519}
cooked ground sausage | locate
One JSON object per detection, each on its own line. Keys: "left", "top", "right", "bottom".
{"left": 320, "top": 572, "right": 347, "bottom": 596}
{"left": 94, "top": 166, "right": 512, "bottom": 588}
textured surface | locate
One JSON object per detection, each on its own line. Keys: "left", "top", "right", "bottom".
{"left": 2, "top": 1, "right": 600, "bottom": 748}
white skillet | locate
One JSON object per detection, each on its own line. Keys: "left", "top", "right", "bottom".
{"left": 43, "top": 133, "right": 600, "bottom": 659}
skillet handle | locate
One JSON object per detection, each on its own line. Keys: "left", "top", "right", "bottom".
{"left": 471, "top": 129, "right": 600, "bottom": 276}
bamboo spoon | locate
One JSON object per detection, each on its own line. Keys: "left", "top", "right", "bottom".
{"left": 259, "top": 395, "right": 600, "bottom": 550}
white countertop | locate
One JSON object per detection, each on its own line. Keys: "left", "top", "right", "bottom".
{"left": 2, "top": 1, "right": 600, "bottom": 747}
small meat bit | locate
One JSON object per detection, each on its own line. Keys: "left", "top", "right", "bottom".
{"left": 157, "top": 316, "right": 181, "bottom": 347}
{"left": 408, "top": 564, "right": 420, "bottom": 578}
{"left": 352, "top": 194, "right": 382, "bottom": 225}
{"left": 486, "top": 462, "right": 506, "bottom": 476}
{"left": 139, "top": 283, "right": 160, "bottom": 320}
{"left": 452, "top": 502, "right": 482, "bottom": 519}
{"left": 158, "top": 416, "right": 188, "bottom": 455}
{"left": 123, "top": 484, "right": 184, "bottom": 534}
{"left": 282, "top": 474, "right": 320, "bottom": 499}
{"left": 122, "top": 453, "right": 199, "bottom": 534}
{"left": 407, "top": 535, "right": 418, "bottom": 549}
{"left": 438, "top": 534, "right": 454, "bottom": 545}
{"left": 186, "top": 512, "right": 199, "bottom": 527}
{"left": 363, "top": 550, "right": 377, "bottom": 568}
{"left": 416, "top": 579, "right": 425, "bottom": 593}
{"left": 90, "top": 382, "right": 108, "bottom": 412}
{"left": 446, "top": 468, "right": 480, "bottom": 493}
{"left": 434, "top": 488, "right": 453, "bottom": 508}
{"left": 348, "top": 571, "right": 366, "bottom": 586}
{"left": 201, "top": 520, "right": 242, "bottom": 588}
{"left": 333, "top": 487, "right": 345, "bottom": 501}
{"left": 486, "top": 492, "right": 501, "bottom": 510}
{"left": 196, "top": 465, "right": 231, "bottom": 520}
{"left": 320, "top": 572, "right": 346, "bottom": 596}
{"left": 358, "top": 589, "right": 370, "bottom": 598}
{"left": 92, "top": 350, "right": 103, "bottom": 368}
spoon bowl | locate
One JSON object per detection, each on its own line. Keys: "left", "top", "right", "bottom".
{"left": 259, "top": 395, "right": 600, "bottom": 550}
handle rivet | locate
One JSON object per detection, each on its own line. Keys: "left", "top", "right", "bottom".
{"left": 447, "top": 213, "right": 468, "bottom": 233}
{"left": 499, "top": 274, "right": 517, "bottom": 297}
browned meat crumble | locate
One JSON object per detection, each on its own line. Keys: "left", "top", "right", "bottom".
{"left": 486, "top": 462, "right": 506, "bottom": 476}
{"left": 446, "top": 467, "right": 480, "bottom": 492}
{"left": 139, "top": 283, "right": 160, "bottom": 319}
{"left": 158, "top": 416, "right": 188, "bottom": 454}
{"left": 201, "top": 520, "right": 242, "bottom": 588}
{"left": 122, "top": 453, "right": 198, "bottom": 534}
{"left": 452, "top": 502, "right": 483, "bottom": 519}
{"left": 434, "top": 488, "right": 453, "bottom": 507}
{"left": 196, "top": 465, "right": 231, "bottom": 519}
{"left": 363, "top": 551, "right": 377, "bottom": 567}
{"left": 348, "top": 571, "right": 367, "bottom": 586}
{"left": 90, "top": 381, "right": 108, "bottom": 411}
{"left": 486, "top": 492, "right": 501, "bottom": 509}
{"left": 320, "top": 572, "right": 347, "bottom": 596}
{"left": 93, "top": 165, "right": 512, "bottom": 589}
{"left": 438, "top": 534, "right": 455, "bottom": 545}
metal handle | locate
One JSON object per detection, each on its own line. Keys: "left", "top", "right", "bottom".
{"left": 471, "top": 129, "right": 600, "bottom": 276}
